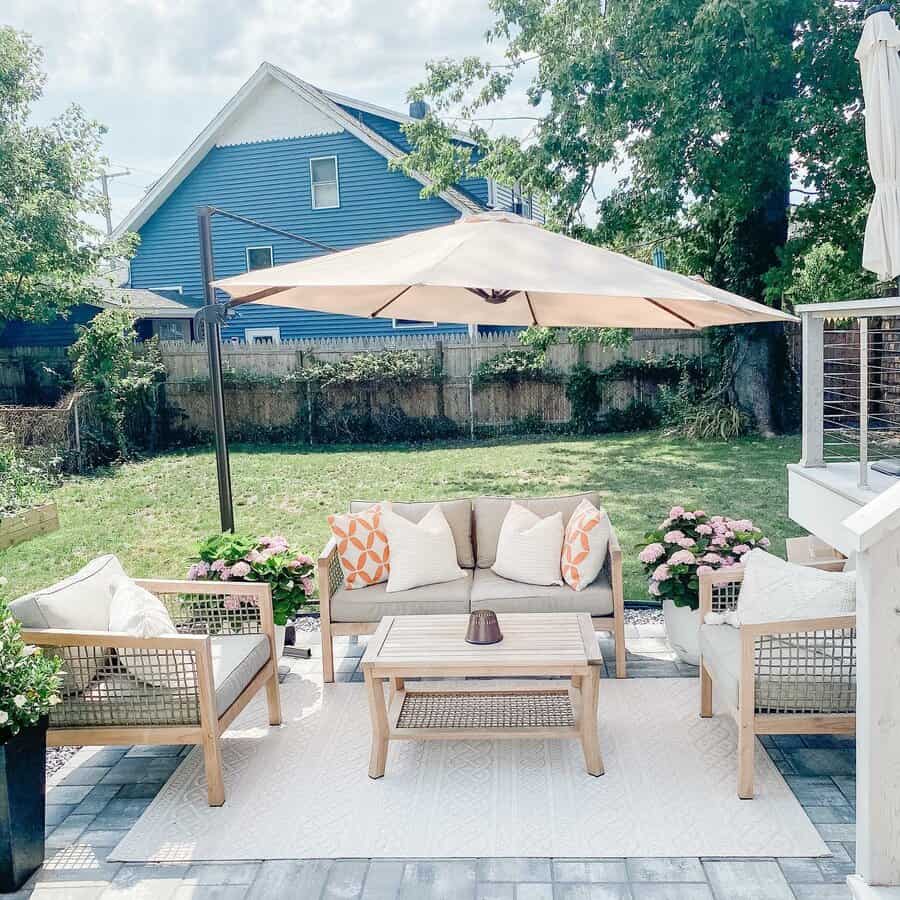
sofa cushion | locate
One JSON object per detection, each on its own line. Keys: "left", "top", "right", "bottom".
{"left": 330, "top": 570, "right": 472, "bottom": 622}
{"left": 470, "top": 568, "right": 614, "bottom": 616}
{"left": 351, "top": 498, "right": 474, "bottom": 568}
{"left": 474, "top": 492, "right": 603, "bottom": 568}
{"left": 700, "top": 623, "right": 856, "bottom": 714}
{"left": 10, "top": 555, "right": 128, "bottom": 693}
{"left": 212, "top": 634, "right": 271, "bottom": 717}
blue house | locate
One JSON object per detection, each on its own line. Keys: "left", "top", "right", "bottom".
{"left": 113, "top": 63, "right": 540, "bottom": 344}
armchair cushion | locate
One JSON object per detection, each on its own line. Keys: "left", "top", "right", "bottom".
{"left": 10, "top": 554, "right": 128, "bottom": 693}
{"left": 474, "top": 492, "right": 603, "bottom": 568}
{"left": 211, "top": 634, "right": 271, "bottom": 717}
{"left": 330, "top": 571, "right": 472, "bottom": 622}
{"left": 471, "top": 568, "right": 614, "bottom": 616}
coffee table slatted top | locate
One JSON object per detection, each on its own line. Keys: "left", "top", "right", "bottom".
{"left": 362, "top": 613, "right": 602, "bottom": 676}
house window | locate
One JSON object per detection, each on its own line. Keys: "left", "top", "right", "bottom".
{"left": 150, "top": 285, "right": 183, "bottom": 294}
{"left": 310, "top": 156, "right": 339, "bottom": 209}
{"left": 393, "top": 318, "right": 437, "bottom": 329}
{"left": 246, "top": 246, "right": 274, "bottom": 271}
{"left": 154, "top": 319, "right": 189, "bottom": 342}
{"left": 245, "top": 327, "right": 281, "bottom": 345}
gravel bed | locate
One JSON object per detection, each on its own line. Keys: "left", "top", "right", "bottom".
{"left": 624, "top": 606, "right": 664, "bottom": 626}
{"left": 46, "top": 745, "right": 80, "bottom": 777}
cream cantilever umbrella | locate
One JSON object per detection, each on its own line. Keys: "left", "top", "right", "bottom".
{"left": 213, "top": 212, "right": 796, "bottom": 329}
{"left": 856, "top": 8, "right": 900, "bottom": 282}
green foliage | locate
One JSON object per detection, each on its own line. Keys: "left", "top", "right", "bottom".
{"left": 193, "top": 533, "right": 315, "bottom": 626}
{"left": 472, "top": 348, "right": 559, "bottom": 387}
{"left": 518, "top": 325, "right": 557, "bottom": 359}
{"left": 568, "top": 327, "right": 632, "bottom": 351}
{"left": 0, "top": 28, "right": 136, "bottom": 323}
{"left": 0, "top": 436, "right": 61, "bottom": 517}
{"left": 604, "top": 401, "right": 661, "bottom": 434}
{"left": 565, "top": 364, "right": 603, "bottom": 434}
{"left": 297, "top": 350, "right": 437, "bottom": 386}
{"left": 312, "top": 404, "right": 462, "bottom": 444}
{"left": 69, "top": 309, "right": 166, "bottom": 460}
{"left": 658, "top": 372, "right": 748, "bottom": 441}
{"left": 0, "top": 602, "right": 62, "bottom": 742}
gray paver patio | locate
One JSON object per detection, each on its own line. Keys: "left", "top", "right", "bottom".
{"left": 13, "top": 624, "right": 856, "bottom": 899}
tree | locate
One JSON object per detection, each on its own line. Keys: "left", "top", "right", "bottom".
{"left": 0, "top": 28, "right": 134, "bottom": 324}
{"left": 397, "top": 0, "right": 875, "bottom": 434}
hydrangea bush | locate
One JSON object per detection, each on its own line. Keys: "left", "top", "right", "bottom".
{"left": 639, "top": 506, "right": 769, "bottom": 610}
{"left": 189, "top": 533, "right": 316, "bottom": 626}
{"left": 1, "top": 603, "right": 62, "bottom": 743}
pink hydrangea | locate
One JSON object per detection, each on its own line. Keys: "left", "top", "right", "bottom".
{"left": 701, "top": 552, "right": 722, "bottom": 563}
{"left": 664, "top": 530, "right": 685, "bottom": 543}
{"left": 677, "top": 537, "right": 696, "bottom": 549}
{"left": 210, "top": 559, "right": 227, "bottom": 573}
{"left": 669, "top": 506, "right": 685, "bottom": 519}
{"left": 711, "top": 535, "right": 727, "bottom": 547}
{"left": 681, "top": 511, "right": 696, "bottom": 521}
{"left": 653, "top": 563, "right": 671, "bottom": 581}
{"left": 732, "top": 544, "right": 751, "bottom": 556}
{"left": 729, "top": 519, "right": 754, "bottom": 532}
{"left": 760, "top": 537, "right": 770, "bottom": 548}
{"left": 648, "top": 581, "right": 661, "bottom": 597}
{"left": 297, "top": 553, "right": 314, "bottom": 566}
{"left": 187, "top": 561, "right": 210, "bottom": 580}
{"left": 245, "top": 549, "right": 263, "bottom": 563}
{"left": 301, "top": 576, "right": 314, "bottom": 594}
{"left": 231, "top": 561, "right": 251, "bottom": 578}
{"left": 638, "top": 543, "right": 666, "bottom": 564}
{"left": 696, "top": 524, "right": 713, "bottom": 535}
{"left": 697, "top": 565, "right": 713, "bottom": 576}
{"left": 218, "top": 566, "right": 232, "bottom": 581}
{"left": 669, "top": 549, "right": 696, "bottom": 566}
{"left": 694, "top": 510, "right": 707, "bottom": 518}
{"left": 224, "top": 596, "right": 242, "bottom": 611}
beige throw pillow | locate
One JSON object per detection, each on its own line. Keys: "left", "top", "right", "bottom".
{"left": 737, "top": 548, "right": 856, "bottom": 625}
{"left": 492, "top": 502, "right": 564, "bottom": 586}
{"left": 108, "top": 580, "right": 189, "bottom": 689}
{"left": 382, "top": 505, "right": 466, "bottom": 593}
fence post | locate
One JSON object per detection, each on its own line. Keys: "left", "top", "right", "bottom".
{"left": 434, "top": 341, "right": 445, "bottom": 418}
{"left": 73, "top": 395, "right": 82, "bottom": 473}
{"left": 468, "top": 375, "right": 475, "bottom": 441}
{"left": 306, "top": 381, "right": 314, "bottom": 445}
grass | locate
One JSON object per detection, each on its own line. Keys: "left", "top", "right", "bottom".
{"left": 0, "top": 432, "right": 805, "bottom": 604}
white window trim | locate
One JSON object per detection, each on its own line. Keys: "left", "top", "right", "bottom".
{"left": 150, "top": 285, "right": 183, "bottom": 294}
{"left": 245, "top": 245, "right": 274, "bottom": 271}
{"left": 392, "top": 318, "right": 438, "bottom": 329}
{"left": 309, "top": 155, "right": 340, "bottom": 209}
{"left": 245, "top": 327, "right": 281, "bottom": 345}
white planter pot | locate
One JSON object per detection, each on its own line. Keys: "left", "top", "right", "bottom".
{"left": 274, "top": 624, "right": 286, "bottom": 661}
{"left": 662, "top": 597, "right": 701, "bottom": 666}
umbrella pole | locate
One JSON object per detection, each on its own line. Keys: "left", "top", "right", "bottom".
{"left": 198, "top": 206, "right": 235, "bottom": 534}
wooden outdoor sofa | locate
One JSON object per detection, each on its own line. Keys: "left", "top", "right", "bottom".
{"left": 699, "top": 566, "right": 856, "bottom": 799}
{"left": 318, "top": 493, "right": 626, "bottom": 683}
{"left": 17, "top": 579, "right": 282, "bottom": 807}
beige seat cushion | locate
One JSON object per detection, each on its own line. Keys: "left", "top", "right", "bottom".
{"left": 10, "top": 555, "right": 128, "bottom": 694}
{"left": 330, "top": 570, "right": 472, "bottom": 622}
{"left": 471, "top": 568, "right": 614, "bottom": 616}
{"left": 474, "top": 492, "right": 603, "bottom": 568}
{"left": 699, "top": 624, "right": 856, "bottom": 714}
{"left": 351, "top": 498, "right": 474, "bottom": 568}
{"left": 211, "top": 634, "right": 271, "bottom": 717}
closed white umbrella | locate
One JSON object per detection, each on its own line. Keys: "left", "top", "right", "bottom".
{"left": 214, "top": 212, "right": 795, "bottom": 329}
{"left": 856, "top": 8, "right": 900, "bottom": 281}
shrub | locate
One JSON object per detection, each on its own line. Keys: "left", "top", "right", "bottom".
{"left": 658, "top": 371, "right": 747, "bottom": 440}
{"left": 0, "top": 435, "right": 61, "bottom": 517}
{"left": 603, "top": 400, "right": 660, "bottom": 433}
{"left": 298, "top": 350, "right": 436, "bottom": 386}
{"left": 638, "top": 506, "right": 769, "bottom": 610}
{"left": 472, "top": 348, "right": 559, "bottom": 386}
{"left": 0, "top": 604, "right": 62, "bottom": 741}
{"left": 566, "top": 364, "right": 602, "bottom": 434}
{"left": 190, "top": 533, "right": 316, "bottom": 625}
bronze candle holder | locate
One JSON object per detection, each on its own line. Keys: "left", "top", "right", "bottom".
{"left": 465, "top": 609, "right": 503, "bottom": 645}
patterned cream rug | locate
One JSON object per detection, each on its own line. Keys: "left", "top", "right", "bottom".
{"left": 111, "top": 675, "right": 827, "bottom": 861}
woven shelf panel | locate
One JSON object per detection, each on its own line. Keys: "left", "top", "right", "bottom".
{"left": 397, "top": 690, "right": 576, "bottom": 730}
{"left": 711, "top": 580, "right": 741, "bottom": 614}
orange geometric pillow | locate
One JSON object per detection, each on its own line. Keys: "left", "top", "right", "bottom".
{"left": 327, "top": 503, "right": 391, "bottom": 590}
{"left": 561, "top": 499, "right": 610, "bottom": 592}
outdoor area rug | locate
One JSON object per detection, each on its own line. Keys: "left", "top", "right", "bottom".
{"left": 110, "top": 675, "right": 828, "bottom": 861}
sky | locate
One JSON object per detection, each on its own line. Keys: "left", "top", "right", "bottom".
{"left": 5, "top": 0, "right": 561, "bottom": 231}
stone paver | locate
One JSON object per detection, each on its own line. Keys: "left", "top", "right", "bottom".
{"left": 20, "top": 638, "right": 860, "bottom": 900}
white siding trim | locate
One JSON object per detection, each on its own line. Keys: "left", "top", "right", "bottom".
{"left": 149, "top": 285, "right": 183, "bottom": 294}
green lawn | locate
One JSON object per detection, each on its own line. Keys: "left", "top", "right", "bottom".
{"left": 0, "top": 432, "right": 805, "bottom": 604}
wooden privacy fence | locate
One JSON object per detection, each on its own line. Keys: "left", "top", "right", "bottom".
{"left": 160, "top": 330, "right": 708, "bottom": 441}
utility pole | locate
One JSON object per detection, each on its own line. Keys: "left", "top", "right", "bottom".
{"left": 98, "top": 169, "right": 131, "bottom": 236}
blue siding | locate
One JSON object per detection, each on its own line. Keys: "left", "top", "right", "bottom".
{"left": 129, "top": 131, "right": 472, "bottom": 340}
{"left": 0, "top": 304, "right": 100, "bottom": 348}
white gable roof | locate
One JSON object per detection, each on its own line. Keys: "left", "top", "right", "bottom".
{"left": 111, "top": 63, "right": 481, "bottom": 239}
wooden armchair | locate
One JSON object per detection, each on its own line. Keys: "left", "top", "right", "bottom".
{"left": 22, "top": 579, "right": 282, "bottom": 807}
{"left": 699, "top": 567, "right": 856, "bottom": 799}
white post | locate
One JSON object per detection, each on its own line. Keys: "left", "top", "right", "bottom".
{"left": 859, "top": 317, "right": 869, "bottom": 489}
{"left": 844, "top": 484, "right": 900, "bottom": 899}
{"left": 801, "top": 312, "right": 825, "bottom": 467}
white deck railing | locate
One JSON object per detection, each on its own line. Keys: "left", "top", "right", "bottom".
{"left": 798, "top": 296, "right": 900, "bottom": 489}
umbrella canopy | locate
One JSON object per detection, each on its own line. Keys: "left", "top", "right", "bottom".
{"left": 214, "top": 212, "right": 795, "bottom": 330}
{"left": 856, "top": 9, "right": 900, "bottom": 281}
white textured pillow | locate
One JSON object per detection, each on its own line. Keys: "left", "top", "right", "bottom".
{"left": 737, "top": 548, "right": 856, "bottom": 625}
{"left": 382, "top": 505, "right": 467, "bottom": 593}
{"left": 109, "top": 580, "right": 187, "bottom": 688}
{"left": 492, "top": 502, "right": 564, "bottom": 586}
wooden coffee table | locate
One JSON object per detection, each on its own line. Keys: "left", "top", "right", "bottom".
{"left": 360, "top": 612, "right": 604, "bottom": 779}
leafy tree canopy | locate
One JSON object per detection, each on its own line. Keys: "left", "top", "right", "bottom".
{"left": 0, "top": 27, "right": 136, "bottom": 324}
{"left": 396, "top": 0, "right": 878, "bottom": 308}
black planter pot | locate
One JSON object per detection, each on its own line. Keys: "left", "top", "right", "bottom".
{"left": 0, "top": 717, "right": 48, "bottom": 893}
